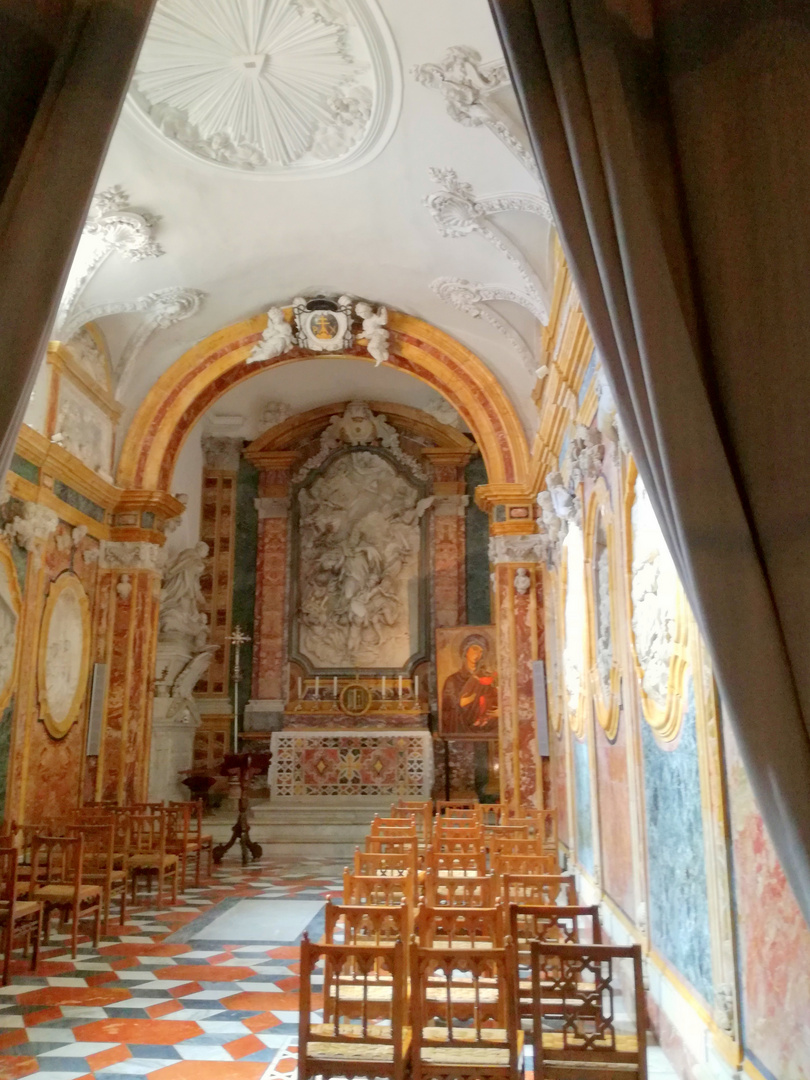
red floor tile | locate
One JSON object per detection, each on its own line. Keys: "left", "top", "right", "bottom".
{"left": 146, "top": 1000, "right": 184, "bottom": 1018}
{"left": 74, "top": 1018, "right": 204, "bottom": 1045}
{"left": 148, "top": 1063, "right": 267, "bottom": 1080}
{"left": 154, "top": 965, "right": 257, "bottom": 982}
{"left": 241, "top": 1011, "right": 281, "bottom": 1033}
{"left": 0, "top": 1057, "right": 38, "bottom": 1080}
{"left": 86, "top": 1044, "right": 131, "bottom": 1071}
{"left": 224, "top": 1035, "right": 265, "bottom": 1059}
{"left": 25, "top": 1007, "right": 63, "bottom": 1027}
{"left": 0, "top": 1032, "right": 25, "bottom": 1051}
{"left": 267, "top": 946, "right": 300, "bottom": 959}
{"left": 17, "top": 987, "right": 131, "bottom": 1007}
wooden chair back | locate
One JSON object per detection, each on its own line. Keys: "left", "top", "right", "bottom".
{"left": 299, "top": 935, "right": 409, "bottom": 1080}
{"left": 435, "top": 800, "right": 478, "bottom": 817}
{"left": 414, "top": 903, "right": 504, "bottom": 949}
{"left": 475, "top": 802, "right": 504, "bottom": 826}
{"left": 391, "top": 803, "right": 432, "bottom": 842}
{"left": 325, "top": 899, "right": 410, "bottom": 947}
{"left": 501, "top": 873, "right": 578, "bottom": 906}
{"left": 492, "top": 852, "right": 557, "bottom": 879}
{"left": 488, "top": 836, "right": 547, "bottom": 858}
{"left": 129, "top": 811, "right": 168, "bottom": 856}
{"left": 531, "top": 941, "right": 647, "bottom": 1080}
{"left": 534, "top": 807, "right": 559, "bottom": 852}
{"left": 411, "top": 943, "right": 522, "bottom": 1078}
{"left": 354, "top": 849, "right": 418, "bottom": 879}
{"left": 371, "top": 816, "right": 417, "bottom": 833}
{"left": 67, "top": 822, "right": 116, "bottom": 874}
{"left": 30, "top": 834, "right": 85, "bottom": 894}
{"left": 423, "top": 848, "right": 487, "bottom": 878}
{"left": 484, "top": 824, "right": 531, "bottom": 843}
{"left": 433, "top": 823, "right": 482, "bottom": 842}
{"left": 366, "top": 836, "right": 420, "bottom": 868}
{"left": 423, "top": 869, "right": 496, "bottom": 908}
{"left": 342, "top": 870, "right": 415, "bottom": 909}
{"left": 0, "top": 845, "right": 20, "bottom": 905}
{"left": 509, "top": 902, "right": 601, "bottom": 970}
{"left": 431, "top": 836, "right": 485, "bottom": 855}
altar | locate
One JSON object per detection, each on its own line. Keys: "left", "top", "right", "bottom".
{"left": 269, "top": 728, "right": 434, "bottom": 802}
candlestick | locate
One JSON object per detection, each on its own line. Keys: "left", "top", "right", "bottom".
{"left": 333, "top": 676, "right": 338, "bottom": 698}
{"left": 381, "top": 675, "right": 386, "bottom": 699}
{"left": 314, "top": 676, "right": 320, "bottom": 699}
{"left": 227, "top": 624, "right": 251, "bottom": 752}
{"left": 297, "top": 676, "right": 302, "bottom": 699}
{"left": 398, "top": 675, "right": 403, "bottom": 699}
{"left": 414, "top": 674, "right": 419, "bottom": 699}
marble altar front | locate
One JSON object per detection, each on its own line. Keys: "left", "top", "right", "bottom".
{"left": 269, "top": 728, "right": 434, "bottom": 802}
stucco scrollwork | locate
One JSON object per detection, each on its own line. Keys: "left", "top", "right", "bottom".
{"left": 585, "top": 487, "right": 619, "bottom": 738}
{"left": 627, "top": 466, "right": 687, "bottom": 739}
{"left": 99, "top": 541, "right": 166, "bottom": 573}
{"left": 488, "top": 533, "right": 547, "bottom": 566}
{"left": 4, "top": 503, "right": 59, "bottom": 566}
{"left": 37, "top": 573, "right": 91, "bottom": 739}
{"left": 562, "top": 522, "right": 587, "bottom": 736}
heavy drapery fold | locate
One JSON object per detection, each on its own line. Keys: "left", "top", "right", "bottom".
{"left": 0, "top": 0, "right": 156, "bottom": 480}
{"left": 489, "top": 0, "right": 810, "bottom": 924}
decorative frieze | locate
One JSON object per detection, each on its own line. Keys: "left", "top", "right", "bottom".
{"left": 254, "top": 496, "right": 291, "bottom": 520}
{"left": 488, "top": 532, "right": 548, "bottom": 565}
{"left": 99, "top": 540, "right": 165, "bottom": 573}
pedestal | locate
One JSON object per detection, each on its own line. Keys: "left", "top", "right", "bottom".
{"left": 148, "top": 708, "right": 200, "bottom": 803}
{"left": 269, "top": 729, "right": 434, "bottom": 803}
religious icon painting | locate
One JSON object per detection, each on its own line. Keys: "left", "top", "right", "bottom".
{"left": 436, "top": 625, "right": 499, "bottom": 739}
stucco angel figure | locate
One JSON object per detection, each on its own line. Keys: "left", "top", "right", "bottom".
{"left": 247, "top": 307, "right": 293, "bottom": 363}
{"left": 159, "top": 542, "right": 210, "bottom": 645}
{"left": 355, "top": 302, "right": 389, "bottom": 366}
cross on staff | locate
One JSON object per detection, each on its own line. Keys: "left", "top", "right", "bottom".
{"left": 227, "top": 624, "right": 251, "bottom": 751}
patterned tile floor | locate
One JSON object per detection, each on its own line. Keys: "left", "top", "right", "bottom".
{"left": 0, "top": 858, "right": 679, "bottom": 1080}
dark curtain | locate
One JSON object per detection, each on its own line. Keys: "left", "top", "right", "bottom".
{"left": 0, "top": 0, "right": 156, "bottom": 479}
{"left": 489, "top": 0, "right": 810, "bottom": 925}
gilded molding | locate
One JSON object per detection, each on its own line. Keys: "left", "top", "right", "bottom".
{"left": 584, "top": 479, "right": 620, "bottom": 739}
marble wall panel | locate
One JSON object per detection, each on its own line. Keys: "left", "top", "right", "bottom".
{"left": 550, "top": 724, "right": 570, "bottom": 846}
{"left": 434, "top": 513, "right": 465, "bottom": 628}
{"left": 594, "top": 705, "right": 635, "bottom": 917}
{"left": 253, "top": 518, "right": 287, "bottom": 701}
{"left": 465, "top": 457, "right": 490, "bottom": 626}
{"left": 494, "top": 566, "right": 515, "bottom": 807}
{"left": 725, "top": 721, "right": 810, "bottom": 1080}
{"left": 641, "top": 676, "right": 712, "bottom": 1004}
{"left": 573, "top": 729, "right": 594, "bottom": 874}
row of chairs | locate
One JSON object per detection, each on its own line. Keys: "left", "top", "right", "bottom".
{"left": 298, "top": 798, "right": 647, "bottom": 1080}
{"left": 0, "top": 799, "right": 213, "bottom": 978}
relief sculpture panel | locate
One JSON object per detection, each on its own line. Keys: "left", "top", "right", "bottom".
{"left": 296, "top": 444, "right": 428, "bottom": 670}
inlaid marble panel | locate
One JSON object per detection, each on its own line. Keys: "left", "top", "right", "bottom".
{"left": 725, "top": 721, "right": 810, "bottom": 1080}
{"left": 641, "top": 677, "right": 712, "bottom": 1003}
{"left": 595, "top": 709, "right": 634, "bottom": 917}
{"left": 573, "top": 730, "right": 593, "bottom": 874}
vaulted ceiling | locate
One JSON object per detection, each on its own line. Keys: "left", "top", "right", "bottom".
{"left": 46, "top": 0, "right": 554, "bottom": 466}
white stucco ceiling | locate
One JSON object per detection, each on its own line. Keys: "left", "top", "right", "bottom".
{"left": 62, "top": 0, "right": 554, "bottom": 458}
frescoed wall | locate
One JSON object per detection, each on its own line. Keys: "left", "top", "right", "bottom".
{"left": 594, "top": 702, "right": 635, "bottom": 918}
{"left": 641, "top": 676, "right": 713, "bottom": 1004}
{"left": 725, "top": 721, "right": 810, "bottom": 1080}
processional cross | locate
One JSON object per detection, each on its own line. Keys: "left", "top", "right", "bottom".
{"left": 227, "top": 624, "right": 251, "bottom": 751}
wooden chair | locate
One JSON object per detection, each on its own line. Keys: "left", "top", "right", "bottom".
{"left": 476, "top": 803, "right": 504, "bottom": 826}
{"left": 0, "top": 845, "right": 42, "bottom": 984}
{"left": 489, "top": 837, "right": 548, "bottom": 859}
{"left": 433, "top": 823, "right": 483, "bottom": 843}
{"left": 533, "top": 807, "right": 559, "bottom": 853}
{"left": 531, "top": 942, "right": 647, "bottom": 1080}
{"left": 168, "top": 800, "right": 212, "bottom": 888}
{"left": 411, "top": 943, "right": 523, "bottom": 1080}
{"left": 394, "top": 801, "right": 432, "bottom": 842}
{"left": 324, "top": 900, "right": 411, "bottom": 1013}
{"left": 485, "top": 824, "right": 532, "bottom": 845}
{"left": 68, "top": 822, "right": 129, "bottom": 933}
{"left": 354, "top": 849, "right": 419, "bottom": 879}
{"left": 299, "top": 934, "right": 411, "bottom": 1080}
{"left": 343, "top": 870, "right": 416, "bottom": 910}
{"left": 366, "top": 836, "right": 421, "bottom": 873}
{"left": 493, "top": 852, "right": 557, "bottom": 880}
{"left": 415, "top": 903, "right": 504, "bottom": 950}
{"left": 432, "top": 836, "right": 485, "bottom": 856}
{"left": 424, "top": 848, "right": 487, "bottom": 879}
{"left": 510, "top": 903, "right": 601, "bottom": 1019}
{"left": 128, "top": 811, "right": 179, "bottom": 907}
{"left": 423, "top": 869, "right": 496, "bottom": 908}
{"left": 371, "top": 816, "right": 419, "bottom": 833}
{"left": 502, "top": 873, "right": 578, "bottom": 907}
{"left": 435, "top": 800, "right": 478, "bottom": 817}
{"left": 29, "top": 835, "right": 102, "bottom": 958}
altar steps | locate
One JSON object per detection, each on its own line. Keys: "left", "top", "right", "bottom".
{"left": 202, "top": 801, "right": 388, "bottom": 866}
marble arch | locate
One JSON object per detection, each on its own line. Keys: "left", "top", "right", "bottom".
{"left": 116, "top": 310, "right": 530, "bottom": 495}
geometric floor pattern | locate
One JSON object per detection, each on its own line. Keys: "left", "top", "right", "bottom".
{"left": 0, "top": 858, "right": 679, "bottom": 1080}
{"left": 0, "top": 859, "right": 342, "bottom": 1080}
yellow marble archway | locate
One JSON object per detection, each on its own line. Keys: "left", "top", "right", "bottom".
{"left": 117, "top": 310, "right": 530, "bottom": 494}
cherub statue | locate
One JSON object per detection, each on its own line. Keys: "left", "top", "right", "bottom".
{"left": 247, "top": 307, "right": 293, "bottom": 363}
{"left": 355, "top": 301, "right": 390, "bottom": 366}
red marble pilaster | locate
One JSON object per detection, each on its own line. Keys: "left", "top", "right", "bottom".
{"left": 433, "top": 495, "right": 467, "bottom": 628}
{"left": 253, "top": 515, "right": 288, "bottom": 701}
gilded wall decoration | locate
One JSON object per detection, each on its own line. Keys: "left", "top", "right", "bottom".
{"left": 626, "top": 462, "right": 688, "bottom": 739}
{"left": 37, "top": 573, "right": 91, "bottom": 739}
{"left": 292, "top": 407, "right": 431, "bottom": 672}
{"left": 0, "top": 544, "right": 21, "bottom": 713}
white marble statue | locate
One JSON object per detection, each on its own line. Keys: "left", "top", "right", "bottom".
{"left": 247, "top": 307, "right": 294, "bottom": 363}
{"left": 355, "top": 301, "right": 389, "bottom": 366}
{"left": 159, "top": 541, "right": 210, "bottom": 645}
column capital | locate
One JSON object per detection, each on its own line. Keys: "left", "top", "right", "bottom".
{"left": 488, "top": 532, "right": 549, "bottom": 565}
{"left": 433, "top": 493, "right": 470, "bottom": 516}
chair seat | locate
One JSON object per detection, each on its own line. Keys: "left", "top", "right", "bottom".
{"left": 327, "top": 984, "right": 393, "bottom": 1003}
{"left": 425, "top": 985, "right": 499, "bottom": 1005}
{"left": 420, "top": 1027, "right": 523, "bottom": 1066}
{"left": 0, "top": 900, "right": 41, "bottom": 923}
{"left": 308, "top": 1026, "right": 411, "bottom": 1063}
{"left": 33, "top": 884, "right": 101, "bottom": 902}
{"left": 541, "top": 1031, "right": 639, "bottom": 1054}
{"left": 129, "top": 854, "right": 178, "bottom": 869}
{"left": 82, "top": 870, "right": 126, "bottom": 883}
